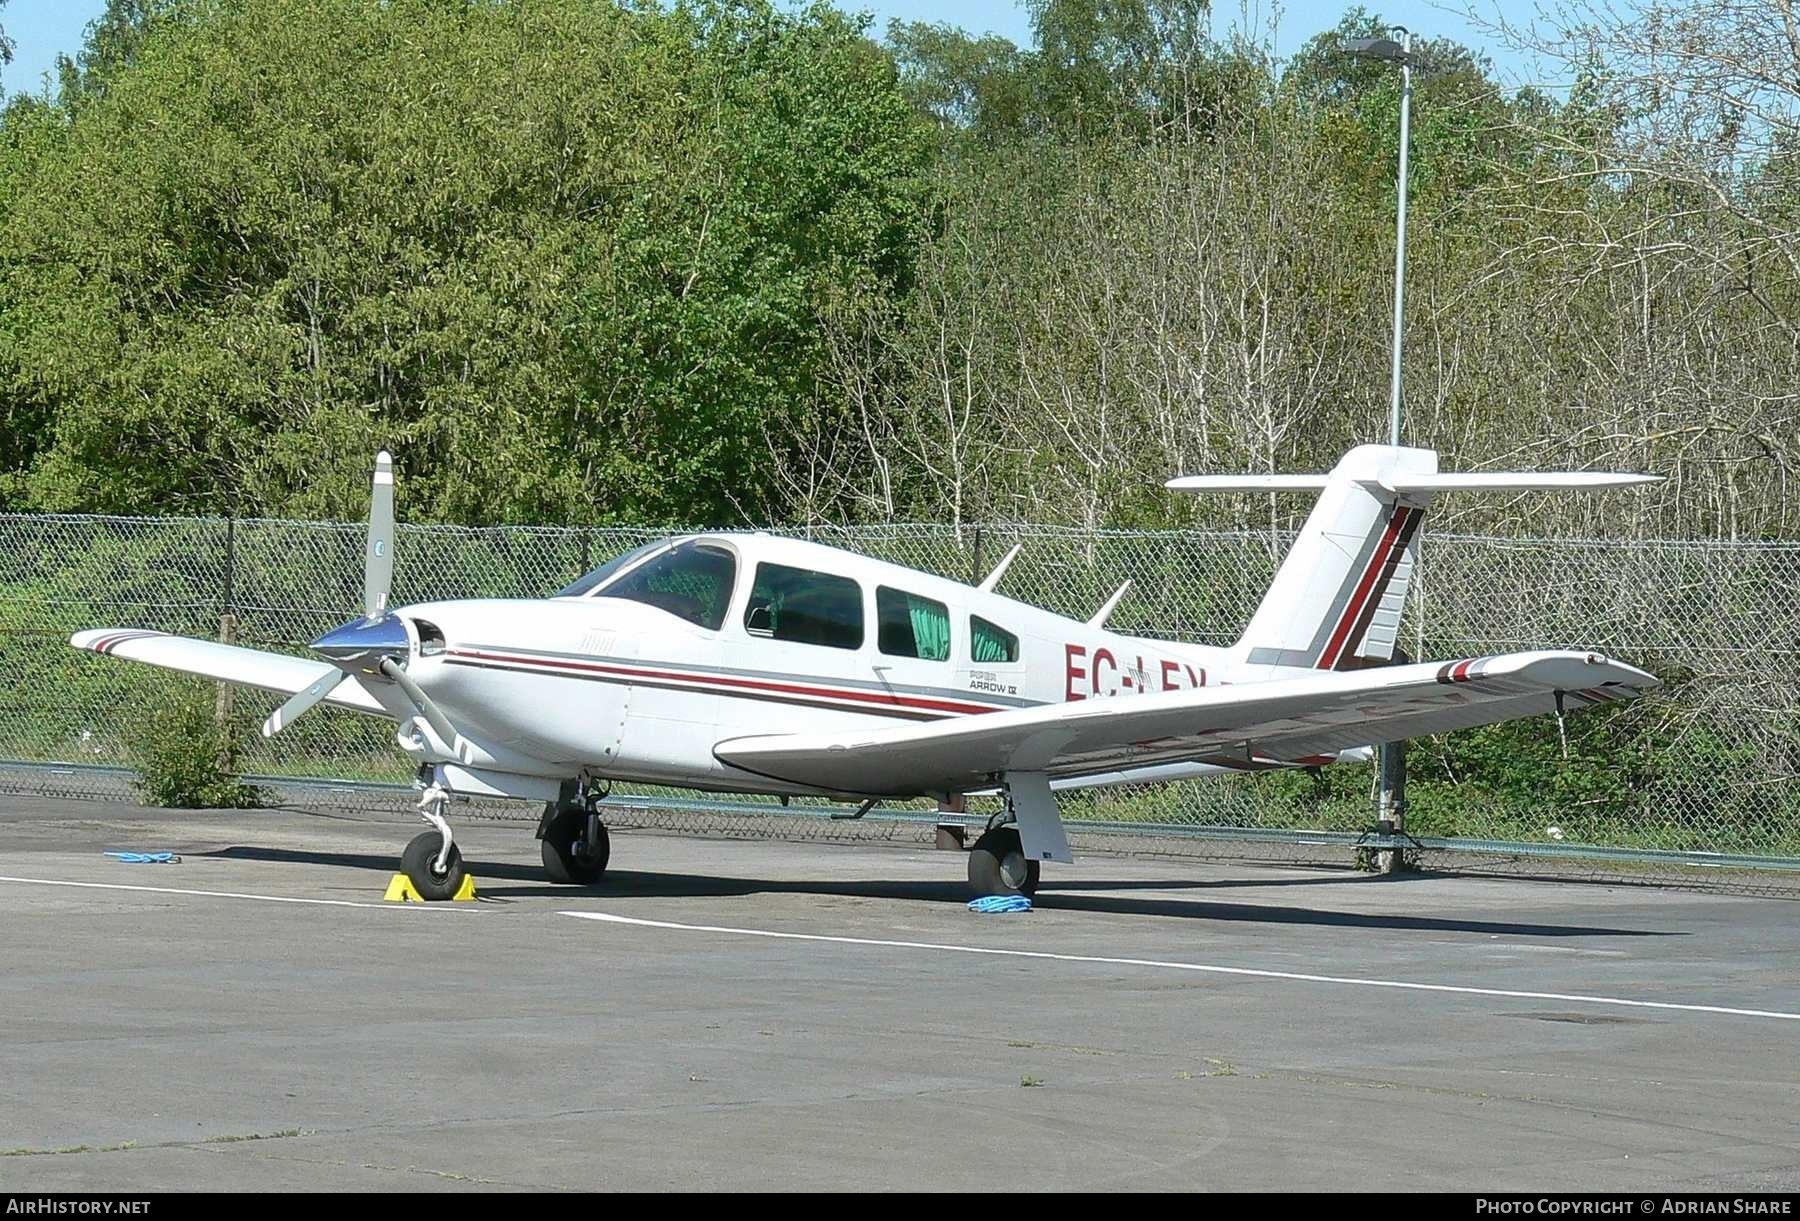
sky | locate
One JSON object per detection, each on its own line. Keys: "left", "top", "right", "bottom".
{"left": 1, "top": 0, "right": 1540, "bottom": 100}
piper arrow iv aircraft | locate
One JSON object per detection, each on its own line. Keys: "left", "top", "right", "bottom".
{"left": 71, "top": 444, "right": 1661, "bottom": 900}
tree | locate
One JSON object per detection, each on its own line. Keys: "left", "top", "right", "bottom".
{"left": 0, "top": 0, "right": 932, "bottom": 525}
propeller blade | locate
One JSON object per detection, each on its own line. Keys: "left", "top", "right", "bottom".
{"left": 379, "top": 656, "right": 459, "bottom": 755}
{"left": 262, "top": 668, "right": 349, "bottom": 738}
{"left": 364, "top": 450, "right": 395, "bottom": 618}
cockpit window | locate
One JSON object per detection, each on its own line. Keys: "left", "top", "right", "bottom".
{"left": 553, "top": 540, "right": 668, "bottom": 599}
{"left": 594, "top": 542, "right": 737, "bottom": 630}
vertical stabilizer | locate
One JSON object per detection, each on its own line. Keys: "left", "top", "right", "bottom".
{"left": 1170, "top": 444, "right": 1436, "bottom": 675}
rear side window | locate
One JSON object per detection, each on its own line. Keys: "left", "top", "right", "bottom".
{"left": 744, "top": 563, "right": 864, "bottom": 650}
{"left": 877, "top": 587, "right": 951, "bottom": 661}
{"left": 970, "top": 616, "right": 1019, "bottom": 663}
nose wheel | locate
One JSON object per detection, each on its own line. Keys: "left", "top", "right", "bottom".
{"left": 539, "top": 801, "right": 610, "bottom": 885}
{"left": 401, "top": 785, "right": 468, "bottom": 900}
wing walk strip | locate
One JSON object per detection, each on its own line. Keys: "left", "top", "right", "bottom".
{"left": 444, "top": 647, "right": 1017, "bottom": 722}
{"left": 563, "top": 911, "right": 1800, "bottom": 1024}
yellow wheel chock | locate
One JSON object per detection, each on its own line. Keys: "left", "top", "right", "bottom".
{"left": 383, "top": 872, "right": 478, "bottom": 902}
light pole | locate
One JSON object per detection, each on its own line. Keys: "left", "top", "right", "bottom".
{"left": 1348, "top": 28, "right": 1413, "bottom": 448}
{"left": 1348, "top": 28, "right": 1415, "bottom": 859}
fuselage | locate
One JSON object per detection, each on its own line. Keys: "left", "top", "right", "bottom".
{"left": 390, "top": 532, "right": 1252, "bottom": 797}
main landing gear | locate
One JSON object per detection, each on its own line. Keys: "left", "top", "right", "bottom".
{"left": 537, "top": 792, "right": 611, "bottom": 885}
{"left": 967, "top": 824, "right": 1039, "bottom": 899}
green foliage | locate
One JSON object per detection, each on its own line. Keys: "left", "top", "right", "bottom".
{"left": 127, "top": 678, "right": 265, "bottom": 808}
{"left": 0, "top": 0, "right": 931, "bottom": 526}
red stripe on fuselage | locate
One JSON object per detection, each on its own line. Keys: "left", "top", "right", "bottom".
{"left": 445, "top": 648, "right": 1005, "bottom": 717}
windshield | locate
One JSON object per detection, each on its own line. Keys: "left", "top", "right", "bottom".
{"left": 593, "top": 541, "right": 737, "bottom": 630}
{"left": 553, "top": 540, "right": 670, "bottom": 599}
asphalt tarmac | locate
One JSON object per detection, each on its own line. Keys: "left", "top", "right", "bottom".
{"left": 2, "top": 797, "right": 1796, "bottom": 1191}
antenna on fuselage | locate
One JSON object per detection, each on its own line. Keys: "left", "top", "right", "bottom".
{"left": 1087, "top": 580, "right": 1133, "bottom": 628}
{"left": 976, "top": 543, "right": 1022, "bottom": 592}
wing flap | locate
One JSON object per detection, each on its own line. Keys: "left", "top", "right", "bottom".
{"left": 70, "top": 629, "right": 385, "bottom": 716}
{"left": 713, "top": 651, "right": 1656, "bottom": 797}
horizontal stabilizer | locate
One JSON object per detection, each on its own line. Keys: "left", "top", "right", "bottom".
{"left": 1165, "top": 474, "right": 1330, "bottom": 492}
{"left": 1362, "top": 471, "right": 1662, "bottom": 494}
{"left": 1168, "top": 468, "right": 1661, "bottom": 495}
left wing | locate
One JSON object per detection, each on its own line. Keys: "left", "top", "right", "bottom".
{"left": 713, "top": 651, "right": 1656, "bottom": 797}
{"left": 70, "top": 630, "right": 386, "bottom": 716}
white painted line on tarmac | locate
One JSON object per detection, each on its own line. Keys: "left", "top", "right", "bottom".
{"left": 563, "top": 910, "right": 1800, "bottom": 1024}
{"left": 0, "top": 874, "right": 473, "bottom": 911}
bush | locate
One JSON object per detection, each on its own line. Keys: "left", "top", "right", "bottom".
{"left": 128, "top": 679, "right": 266, "bottom": 809}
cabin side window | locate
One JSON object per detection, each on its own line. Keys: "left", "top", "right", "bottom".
{"left": 970, "top": 615, "right": 1019, "bottom": 664}
{"left": 876, "top": 587, "right": 951, "bottom": 661}
{"left": 743, "top": 563, "right": 864, "bottom": 650}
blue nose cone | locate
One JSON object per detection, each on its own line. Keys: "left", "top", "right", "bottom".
{"left": 311, "top": 613, "right": 409, "bottom": 669}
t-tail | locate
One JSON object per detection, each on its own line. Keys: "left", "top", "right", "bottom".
{"left": 1166, "top": 445, "right": 1660, "bottom": 679}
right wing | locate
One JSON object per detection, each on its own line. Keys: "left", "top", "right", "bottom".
{"left": 714, "top": 650, "right": 1657, "bottom": 797}
{"left": 70, "top": 630, "right": 386, "bottom": 716}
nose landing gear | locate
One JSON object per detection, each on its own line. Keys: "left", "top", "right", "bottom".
{"left": 401, "top": 782, "right": 469, "bottom": 901}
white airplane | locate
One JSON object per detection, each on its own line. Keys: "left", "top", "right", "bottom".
{"left": 71, "top": 444, "right": 1660, "bottom": 900}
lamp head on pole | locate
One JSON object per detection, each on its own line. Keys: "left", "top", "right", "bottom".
{"left": 1346, "top": 31, "right": 1412, "bottom": 65}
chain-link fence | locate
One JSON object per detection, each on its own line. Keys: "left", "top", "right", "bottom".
{"left": 2, "top": 513, "right": 1797, "bottom": 881}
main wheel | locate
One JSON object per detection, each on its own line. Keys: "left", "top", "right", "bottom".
{"left": 540, "top": 805, "right": 610, "bottom": 884}
{"left": 967, "top": 826, "right": 1039, "bottom": 898}
{"left": 401, "top": 829, "right": 467, "bottom": 901}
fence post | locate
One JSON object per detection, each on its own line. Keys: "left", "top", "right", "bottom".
{"left": 1374, "top": 638, "right": 1411, "bottom": 872}
{"left": 970, "top": 525, "right": 984, "bottom": 587}
{"left": 215, "top": 515, "right": 240, "bottom": 772}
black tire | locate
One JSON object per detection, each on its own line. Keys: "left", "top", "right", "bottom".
{"left": 967, "top": 826, "right": 1040, "bottom": 898}
{"left": 540, "top": 805, "right": 610, "bottom": 884}
{"left": 401, "top": 829, "right": 467, "bottom": 901}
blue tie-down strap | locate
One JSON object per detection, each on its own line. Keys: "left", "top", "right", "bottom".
{"left": 967, "top": 895, "right": 1032, "bottom": 914}
{"left": 104, "top": 851, "right": 181, "bottom": 864}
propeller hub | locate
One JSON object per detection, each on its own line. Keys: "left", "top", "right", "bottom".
{"left": 311, "top": 613, "right": 410, "bottom": 670}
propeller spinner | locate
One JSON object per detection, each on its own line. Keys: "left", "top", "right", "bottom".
{"left": 261, "top": 451, "right": 456, "bottom": 748}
